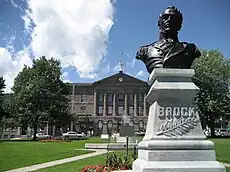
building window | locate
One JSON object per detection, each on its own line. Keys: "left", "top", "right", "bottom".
{"left": 129, "top": 120, "right": 134, "bottom": 126}
{"left": 80, "top": 94, "right": 87, "bottom": 102}
{"left": 118, "top": 93, "right": 124, "bottom": 101}
{"left": 138, "top": 94, "right": 143, "bottom": 103}
{"left": 107, "top": 120, "right": 113, "bottom": 129}
{"left": 128, "top": 94, "right": 134, "bottom": 105}
{"left": 108, "top": 94, "right": 113, "bottom": 104}
{"left": 139, "top": 120, "right": 144, "bottom": 130}
{"left": 129, "top": 106, "right": 134, "bottom": 116}
{"left": 117, "top": 93, "right": 124, "bottom": 106}
{"left": 118, "top": 106, "right": 124, "bottom": 115}
{"left": 98, "top": 106, "right": 103, "bottom": 115}
{"left": 98, "top": 93, "right": 103, "bottom": 105}
{"left": 98, "top": 120, "right": 103, "bottom": 129}
{"left": 138, "top": 106, "right": 143, "bottom": 116}
{"left": 80, "top": 106, "right": 86, "bottom": 113}
{"left": 108, "top": 106, "right": 113, "bottom": 115}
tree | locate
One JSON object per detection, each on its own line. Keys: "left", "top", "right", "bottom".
{"left": 0, "top": 77, "right": 6, "bottom": 119}
{"left": 12, "top": 57, "right": 71, "bottom": 140}
{"left": 192, "top": 50, "right": 230, "bottom": 137}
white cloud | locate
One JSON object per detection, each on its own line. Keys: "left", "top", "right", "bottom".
{"left": 136, "top": 70, "right": 144, "bottom": 77}
{"left": 24, "top": 0, "right": 115, "bottom": 78}
{"left": 113, "top": 63, "right": 120, "bottom": 72}
{"left": 0, "top": 0, "right": 115, "bottom": 92}
{"left": 0, "top": 47, "right": 32, "bottom": 93}
{"left": 126, "top": 58, "right": 136, "bottom": 68}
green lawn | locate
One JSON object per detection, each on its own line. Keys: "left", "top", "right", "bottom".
{"left": 37, "top": 153, "right": 230, "bottom": 172}
{"left": 1, "top": 137, "right": 229, "bottom": 172}
{"left": 211, "top": 139, "right": 230, "bottom": 163}
{"left": 0, "top": 138, "right": 102, "bottom": 171}
{"left": 36, "top": 138, "right": 230, "bottom": 172}
{"left": 37, "top": 154, "right": 107, "bottom": 172}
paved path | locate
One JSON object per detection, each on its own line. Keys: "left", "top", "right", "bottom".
{"left": 222, "top": 162, "right": 230, "bottom": 168}
{"left": 6, "top": 149, "right": 107, "bottom": 172}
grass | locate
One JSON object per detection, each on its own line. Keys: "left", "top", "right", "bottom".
{"left": 211, "top": 138, "right": 230, "bottom": 163}
{"left": 0, "top": 138, "right": 103, "bottom": 171}
{"left": 36, "top": 138, "right": 230, "bottom": 172}
{"left": 37, "top": 154, "right": 107, "bottom": 172}
{"left": 36, "top": 152, "right": 230, "bottom": 172}
{"left": 1, "top": 137, "right": 230, "bottom": 172}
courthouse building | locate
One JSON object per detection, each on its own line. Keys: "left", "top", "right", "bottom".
{"left": 68, "top": 68, "right": 150, "bottom": 135}
{"left": 0, "top": 66, "right": 150, "bottom": 138}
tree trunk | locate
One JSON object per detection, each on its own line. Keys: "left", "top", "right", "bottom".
{"left": 208, "top": 113, "right": 215, "bottom": 137}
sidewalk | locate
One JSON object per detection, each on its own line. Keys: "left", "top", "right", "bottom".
{"left": 222, "top": 162, "right": 230, "bottom": 168}
{"left": 6, "top": 150, "right": 107, "bottom": 172}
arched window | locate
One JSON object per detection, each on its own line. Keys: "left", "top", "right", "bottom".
{"left": 139, "top": 120, "right": 144, "bottom": 130}
{"left": 98, "top": 120, "right": 103, "bottom": 129}
{"left": 107, "top": 120, "right": 113, "bottom": 129}
{"left": 129, "top": 120, "right": 134, "bottom": 126}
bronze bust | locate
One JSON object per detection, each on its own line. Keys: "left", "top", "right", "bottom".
{"left": 136, "top": 6, "right": 201, "bottom": 74}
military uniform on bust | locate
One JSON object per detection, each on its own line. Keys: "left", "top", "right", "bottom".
{"left": 136, "top": 6, "right": 201, "bottom": 74}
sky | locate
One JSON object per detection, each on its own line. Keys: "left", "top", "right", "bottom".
{"left": 0, "top": 0, "right": 230, "bottom": 93}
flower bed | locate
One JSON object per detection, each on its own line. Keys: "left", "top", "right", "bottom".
{"left": 81, "top": 152, "right": 134, "bottom": 172}
{"left": 81, "top": 165, "right": 129, "bottom": 172}
{"left": 39, "top": 139, "right": 71, "bottom": 143}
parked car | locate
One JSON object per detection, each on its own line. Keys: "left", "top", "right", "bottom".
{"left": 34, "top": 133, "right": 50, "bottom": 139}
{"left": 215, "top": 128, "right": 230, "bottom": 136}
{"left": 62, "top": 131, "right": 86, "bottom": 140}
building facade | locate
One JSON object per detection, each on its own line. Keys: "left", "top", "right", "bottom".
{"left": 68, "top": 71, "right": 150, "bottom": 135}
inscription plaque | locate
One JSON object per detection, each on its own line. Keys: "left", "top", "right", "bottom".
{"left": 156, "top": 106, "right": 200, "bottom": 137}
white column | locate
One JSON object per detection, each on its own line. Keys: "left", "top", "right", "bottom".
{"left": 113, "top": 94, "right": 116, "bottom": 116}
{"left": 144, "top": 93, "right": 147, "bottom": 116}
{"left": 134, "top": 94, "right": 137, "bottom": 116}
{"left": 103, "top": 93, "right": 107, "bottom": 116}
{"left": 93, "top": 91, "right": 97, "bottom": 116}
{"left": 124, "top": 94, "right": 128, "bottom": 116}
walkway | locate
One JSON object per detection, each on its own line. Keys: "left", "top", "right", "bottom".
{"left": 6, "top": 149, "right": 107, "bottom": 172}
{"left": 222, "top": 162, "right": 230, "bottom": 168}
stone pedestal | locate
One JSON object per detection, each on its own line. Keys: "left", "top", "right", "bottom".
{"left": 132, "top": 69, "right": 226, "bottom": 172}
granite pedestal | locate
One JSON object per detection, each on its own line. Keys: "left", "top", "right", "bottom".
{"left": 132, "top": 69, "right": 226, "bottom": 172}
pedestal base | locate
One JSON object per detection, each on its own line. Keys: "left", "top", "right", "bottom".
{"left": 132, "top": 140, "right": 226, "bottom": 172}
{"left": 133, "top": 159, "right": 225, "bottom": 172}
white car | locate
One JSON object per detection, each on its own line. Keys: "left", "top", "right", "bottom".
{"left": 62, "top": 131, "right": 86, "bottom": 139}
{"left": 215, "top": 129, "right": 230, "bottom": 136}
{"left": 35, "top": 133, "right": 50, "bottom": 139}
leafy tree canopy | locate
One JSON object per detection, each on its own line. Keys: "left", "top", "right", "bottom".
{"left": 192, "top": 49, "right": 230, "bottom": 136}
{"left": 12, "top": 56, "right": 71, "bottom": 139}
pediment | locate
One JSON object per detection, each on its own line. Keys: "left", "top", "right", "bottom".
{"left": 94, "top": 72, "right": 148, "bottom": 86}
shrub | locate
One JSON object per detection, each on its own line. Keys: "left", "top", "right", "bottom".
{"left": 81, "top": 152, "right": 134, "bottom": 171}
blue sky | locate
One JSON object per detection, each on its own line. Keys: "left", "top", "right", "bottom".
{"left": 0, "top": 0, "right": 229, "bottom": 92}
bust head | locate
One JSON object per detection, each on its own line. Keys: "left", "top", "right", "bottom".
{"left": 158, "top": 6, "right": 183, "bottom": 34}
